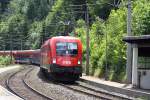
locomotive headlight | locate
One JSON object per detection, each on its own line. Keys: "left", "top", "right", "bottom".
{"left": 78, "top": 60, "right": 81, "bottom": 65}
{"left": 52, "top": 58, "right": 56, "bottom": 64}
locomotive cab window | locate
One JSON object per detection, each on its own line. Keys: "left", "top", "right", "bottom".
{"left": 56, "top": 42, "right": 78, "bottom": 56}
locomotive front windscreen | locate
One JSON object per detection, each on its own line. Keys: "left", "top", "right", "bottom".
{"left": 56, "top": 42, "right": 78, "bottom": 56}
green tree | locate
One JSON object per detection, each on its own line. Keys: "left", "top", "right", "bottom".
{"left": 0, "top": 14, "right": 28, "bottom": 50}
{"left": 28, "top": 21, "right": 44, "bottom": 49}
{"left": 10, "top": 0, "right": 51, "bottom": 21}
{"left": 132, "top": 0, "right": 150, "bottom": 35}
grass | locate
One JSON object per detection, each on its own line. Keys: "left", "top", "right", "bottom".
{"left": 0, "top": 56, "right": 14, "bottom": 67}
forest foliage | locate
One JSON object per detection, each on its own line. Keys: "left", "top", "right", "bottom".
{"left": 0, "top": 0, "right": 150, "bottom": 82}
{"left": 0, "top": 55, "right": 14, "bottom": 66}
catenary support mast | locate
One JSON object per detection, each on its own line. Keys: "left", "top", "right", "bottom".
{"left": 126, "top": 0, "right": 132, "bottom": 83}
{"left": 85, "top": 0, "right": 90, "bottom": 75}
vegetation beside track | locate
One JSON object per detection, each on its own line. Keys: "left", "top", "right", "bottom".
{"left": 0, "top": 56, "right": 14, "bottom": 67}
{"left": 75, "top": 0, "right": 150, "bottom": 82}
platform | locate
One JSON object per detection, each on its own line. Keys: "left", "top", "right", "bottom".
{"left": 0, "top": 65, "right": 21, "bottom": 73}
{"left": 0, "top": 86, "right": 22, "bottom": 100}
{"left": 81, "top": 75, "right": 150, "bottom": 99}
{"left": 0, "top": 65, "right": 23, "bottom": 100}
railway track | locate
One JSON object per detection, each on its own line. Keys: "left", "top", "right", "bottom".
{"left": 57, "top": 81, "right": 134, "bottom": 100}
{"left": 24, "top": 66, "right": 101, "bottom": 100}
{"left": 24, "top": 66, "right": 134, "bottom": 100}
{"left": 5, "top": 70, "right": 24, "bottom": 99}
{"left": 76, "top": 81, "right": 134, "bottom": 100}
{"left": 23, "top": 68, "right": 55, "bottom": 100}
{"left": 3, "top": 65, "right": 134, "bottom": 100}
{"left": 58, "top": 82, "right": 112, "bottom": 100}
{"left": 5, "top": 66, "right": 54, "bottom": 100}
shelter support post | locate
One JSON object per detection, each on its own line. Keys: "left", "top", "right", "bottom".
{"left": 132, "top": 45, "right": 138, "bottom": 87}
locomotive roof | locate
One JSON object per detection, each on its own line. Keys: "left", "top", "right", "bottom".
{"left": 41, "top": 36, "right": 81, "bottom": 48}
{"left": 51, "top": 36, "right": 80, "bottom": 40}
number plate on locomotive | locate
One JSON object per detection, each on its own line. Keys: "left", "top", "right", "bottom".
{"left": 63, "top": 61, "right": 71, "bottom": 64}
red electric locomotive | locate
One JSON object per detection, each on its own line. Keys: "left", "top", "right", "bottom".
{"left": 40, "top": 36, "right": 82, "bottom": 81}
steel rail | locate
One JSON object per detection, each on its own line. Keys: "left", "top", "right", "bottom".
{"left": 58, "top": 82, "right": 113, "bottom": 100}
{"left": 23, "top": 67, "right": 55, "bottom": 100}
{"left": 5, "top": 69, "right": 25, "bottom": 99}
{"left": 5, "top": 66, "right": 54, "bottom": 100}
{"left": 76, "top": 81, "right": 134, "bottom": 100}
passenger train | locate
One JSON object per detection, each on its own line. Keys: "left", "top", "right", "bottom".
{"left": 0, "top": 36, "right": 82, "bottom": 81}
{"left": 0, "top": 50, "right": 40, "bottom": 64}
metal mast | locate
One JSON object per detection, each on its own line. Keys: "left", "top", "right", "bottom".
{"left": 126, "top": 0, "right": 132, "bottom": 83}
{"left": 85, "top": 0, "right": 90, "bottom": 75}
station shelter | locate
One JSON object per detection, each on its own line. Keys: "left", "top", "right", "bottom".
{"left": 123, "top": 35, "right": 150, "bottom": 89}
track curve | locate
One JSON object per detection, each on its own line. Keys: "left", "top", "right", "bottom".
{"left": 5, "top": 66, "right": 54, "bottom": 100}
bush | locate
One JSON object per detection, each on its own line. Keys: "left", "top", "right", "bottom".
{"left": 0, "top": 56, "right": 14, "bottom": 67}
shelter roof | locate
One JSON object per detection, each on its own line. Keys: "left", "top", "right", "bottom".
{"left": 123, "top": 35, "right": 150, "bottom": 44}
